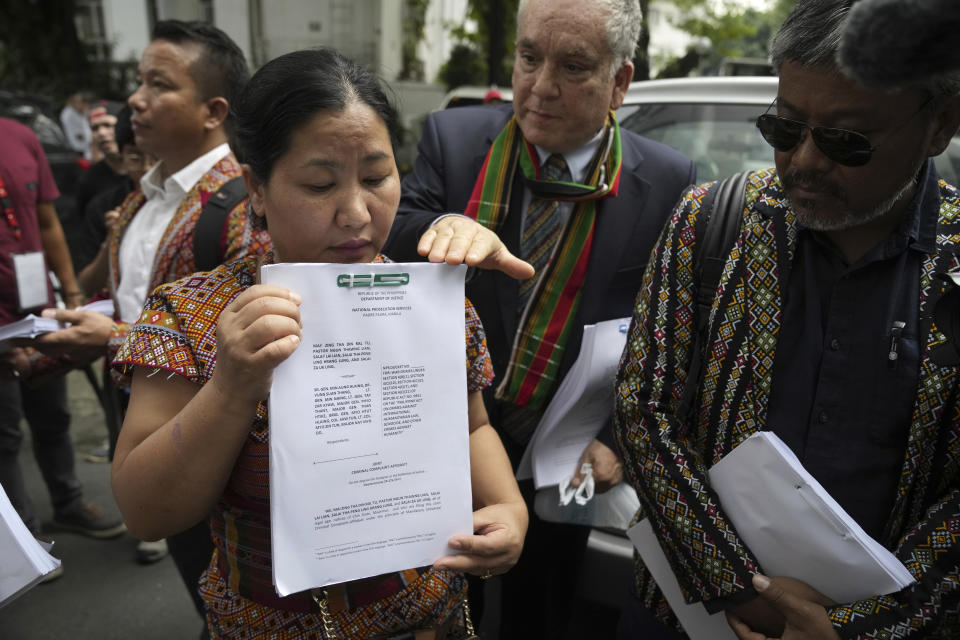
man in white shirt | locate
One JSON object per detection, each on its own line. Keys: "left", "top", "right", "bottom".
{"left": 36, "top": 20, "right": 266, "bottom": 365}
{"left": 33, "top": 20, "right": 269, "bottom": 628}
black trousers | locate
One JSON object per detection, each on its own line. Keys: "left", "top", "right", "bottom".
{"left": 472, "top": 428, "right": 590, "bottom": 639}
{"left": 0, "top": 375, "right": 82, "bottom": 532}
{"left": 167, "top": 520, "right": 216, "bottom": 618}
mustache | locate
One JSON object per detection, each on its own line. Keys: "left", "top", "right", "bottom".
{"left": 780, "top": 170, "right": 845, "bottom": 200}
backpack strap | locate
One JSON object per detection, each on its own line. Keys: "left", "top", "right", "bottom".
{"left": 193, "top": 176, "right": 247, "bottom": 272}
{"left": 676, "top": 171, "right": 749, "bottom": 422}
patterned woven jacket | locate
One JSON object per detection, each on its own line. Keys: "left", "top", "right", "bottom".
{"left": 105, "top": 152, "right": 271, "bottom": 357}
{"left": 615, "top": 167, "right": 960, "bottom": 638}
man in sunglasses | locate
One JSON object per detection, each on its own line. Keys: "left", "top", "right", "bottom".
{"left": 613, "top": 1, "right": 960, "bottom": 639}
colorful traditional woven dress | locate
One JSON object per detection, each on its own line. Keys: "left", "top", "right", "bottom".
{"left": 113, "top": 252, "right": 494, "bottom": 639}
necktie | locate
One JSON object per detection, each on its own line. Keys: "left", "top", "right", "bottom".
{"left": 500, "top": 154, "right": 571, "bottom": 443}
{"left": 518, "top": 153, "right": 570, "bottom": 308}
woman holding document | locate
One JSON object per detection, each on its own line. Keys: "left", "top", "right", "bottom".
{"left": 110, "top": 48, "right": 528, "bottom": 639}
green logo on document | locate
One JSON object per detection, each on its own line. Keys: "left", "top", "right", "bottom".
{"left": 336, "top": 273, "right": 410, "bottom": 288}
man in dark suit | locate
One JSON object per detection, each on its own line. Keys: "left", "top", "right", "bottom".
{"left": 385, "top": 0, "right": 694, "bottom": 636}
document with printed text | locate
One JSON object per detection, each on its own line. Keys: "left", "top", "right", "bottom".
{"left": 264, "top": 262, "right": 473, "bottom": 597}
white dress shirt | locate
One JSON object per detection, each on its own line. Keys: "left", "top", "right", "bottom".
{"left": 520, "top": 127, "right": 606, "bottom": 232}
{"left": 115, "top": 143, "right": 231, "bottom": 322}
{"left": 431, "top": 128, "right": 606, "bottom": 232}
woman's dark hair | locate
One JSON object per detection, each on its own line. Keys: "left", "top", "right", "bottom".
{"left": 235, "top": 47, "right": 402, "bottom": 183}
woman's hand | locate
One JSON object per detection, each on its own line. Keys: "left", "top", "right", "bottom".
{"left": 418, "top": 216, "right": 534, "bottom": 280}
{"left": 433, "top": 500, "right": 528, "bottom": 577}
{"left": 209, "top": 284, "right": 302, "bottom": 403}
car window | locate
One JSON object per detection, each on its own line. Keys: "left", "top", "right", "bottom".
{"left": 617, "top": 102, "right": 773, "bottom": 183}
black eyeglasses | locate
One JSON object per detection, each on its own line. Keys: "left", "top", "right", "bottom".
{"left": 755, "top": 97, "right": 934, "bottom": 167}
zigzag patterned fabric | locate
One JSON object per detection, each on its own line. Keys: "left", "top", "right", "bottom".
{"left": 615, "top": 167, "right": 960, "bottom": 638}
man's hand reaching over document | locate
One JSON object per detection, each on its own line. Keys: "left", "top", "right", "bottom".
{"left": 418, "top": 215, "right": 535, "bottom": 280}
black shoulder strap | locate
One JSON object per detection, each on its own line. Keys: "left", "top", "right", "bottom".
{"left": 193, "top": 176, "right": 247, "bottom": 272}
{"left": 676, "top": 171, "right": 749, "bottom": 421}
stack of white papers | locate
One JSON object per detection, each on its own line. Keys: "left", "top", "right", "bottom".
{"left": 517, "top": 317, "right": 631, "bottom": 489}
{"left": 0, "top": 315, "right": 61, "bottom": 343}
{"left": 628, "top": 431, "right": 915, "bottom": 639}
{"left": 0, "top": 299, "right": 115, "bottom": 345}
{"left": 0, "top": 484, "right": 61, "bottom": 608}
{"left": 708, "top": 431, "right": 914, "bottom": 602}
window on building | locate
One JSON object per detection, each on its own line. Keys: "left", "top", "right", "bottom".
{"left": 74, "top": 0, "right": 110, "bottom": 61}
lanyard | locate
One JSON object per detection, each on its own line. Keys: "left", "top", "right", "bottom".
{"left": 0, "top": 174, "right": 21, "bottom": 240}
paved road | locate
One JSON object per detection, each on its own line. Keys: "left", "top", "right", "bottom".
{"left": 0, "top": 366, "right": 204, "bottom": 640}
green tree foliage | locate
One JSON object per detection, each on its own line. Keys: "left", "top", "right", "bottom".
{"left": 0, "top": 0, "right": 92, "bottom": 101}
{"left": 634, "top": 0, "right": 652, "bottom": 80}
{"left": 0, "top": 0, "right": 131, "bottom": 105}
{"left": 438, "top": 43, "right": 487, "bottom": 90}
{"left": 657, "top": 0, "right": 797, "bottom": 77}
{"left": 400, "top": 0, "right": 430, "bottom": 81}
{"left": 444, "top": 0, "right": 519, "bottom": 88}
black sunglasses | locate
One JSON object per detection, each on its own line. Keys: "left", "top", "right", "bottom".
{"left": 755, "top": 97, "right": 934, "bottom": 167}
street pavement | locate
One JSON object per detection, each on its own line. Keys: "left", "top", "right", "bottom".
{"left": 0, "top": 366, "right": 204, "bottom": 640}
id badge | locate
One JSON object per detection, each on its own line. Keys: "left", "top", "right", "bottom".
{"left": 12, "top": 251, "right": 48, "bottom": 311}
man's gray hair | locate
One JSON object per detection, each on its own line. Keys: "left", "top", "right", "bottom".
{"left": 517, "top": 0, "right": 641, "bottom": 73}
{"left": 770, "top": 0, "right": 960, "bottom": 98}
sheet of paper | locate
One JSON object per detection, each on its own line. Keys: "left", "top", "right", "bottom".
{"left": 627, "top": 519, "right": 738, "bottom": 640}
{"left": 263, "top": 262, "right": 473, "bottom": 596}
{"left": 708, "top": 431, "right": 915, "bottom": 603}
{"left": 0, "top": 483, "right": 61, "bottom": 608}
{"left": 517, "top": 317, "right": 630, "bottom": 488}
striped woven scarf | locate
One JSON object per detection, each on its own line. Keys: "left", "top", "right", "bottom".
{"left": 464, "top": 112, "right": 623, "bottom": 409}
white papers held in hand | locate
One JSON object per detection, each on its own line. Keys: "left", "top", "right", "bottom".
{"left": 263, "top": 262, "right": 473, "bottom": 597}
{"left": 708, "top": 431, "right": 914, "bottom": 603}
{"left": 517, "top": 317, "right": 631, "bottom": 489}
{"left": 628, "top": 430, "right": 915, "bottom": 640}
{"left": 0, "top": 299, "right": 116, "bottom": 345}
{"left": 0, "top": 484, "right": 61, "bottom": 608}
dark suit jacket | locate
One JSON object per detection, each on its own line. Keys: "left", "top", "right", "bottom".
{"left": 385, "top": 104, "right": 695, "bottom": 430}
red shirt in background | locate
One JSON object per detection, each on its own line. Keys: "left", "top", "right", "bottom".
{"left": 0, "top": 117, "right": 61, "bottom": 325}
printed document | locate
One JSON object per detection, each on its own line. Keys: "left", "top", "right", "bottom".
{"left": 263, "top": 263, "right": 472, "bottom": 596}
